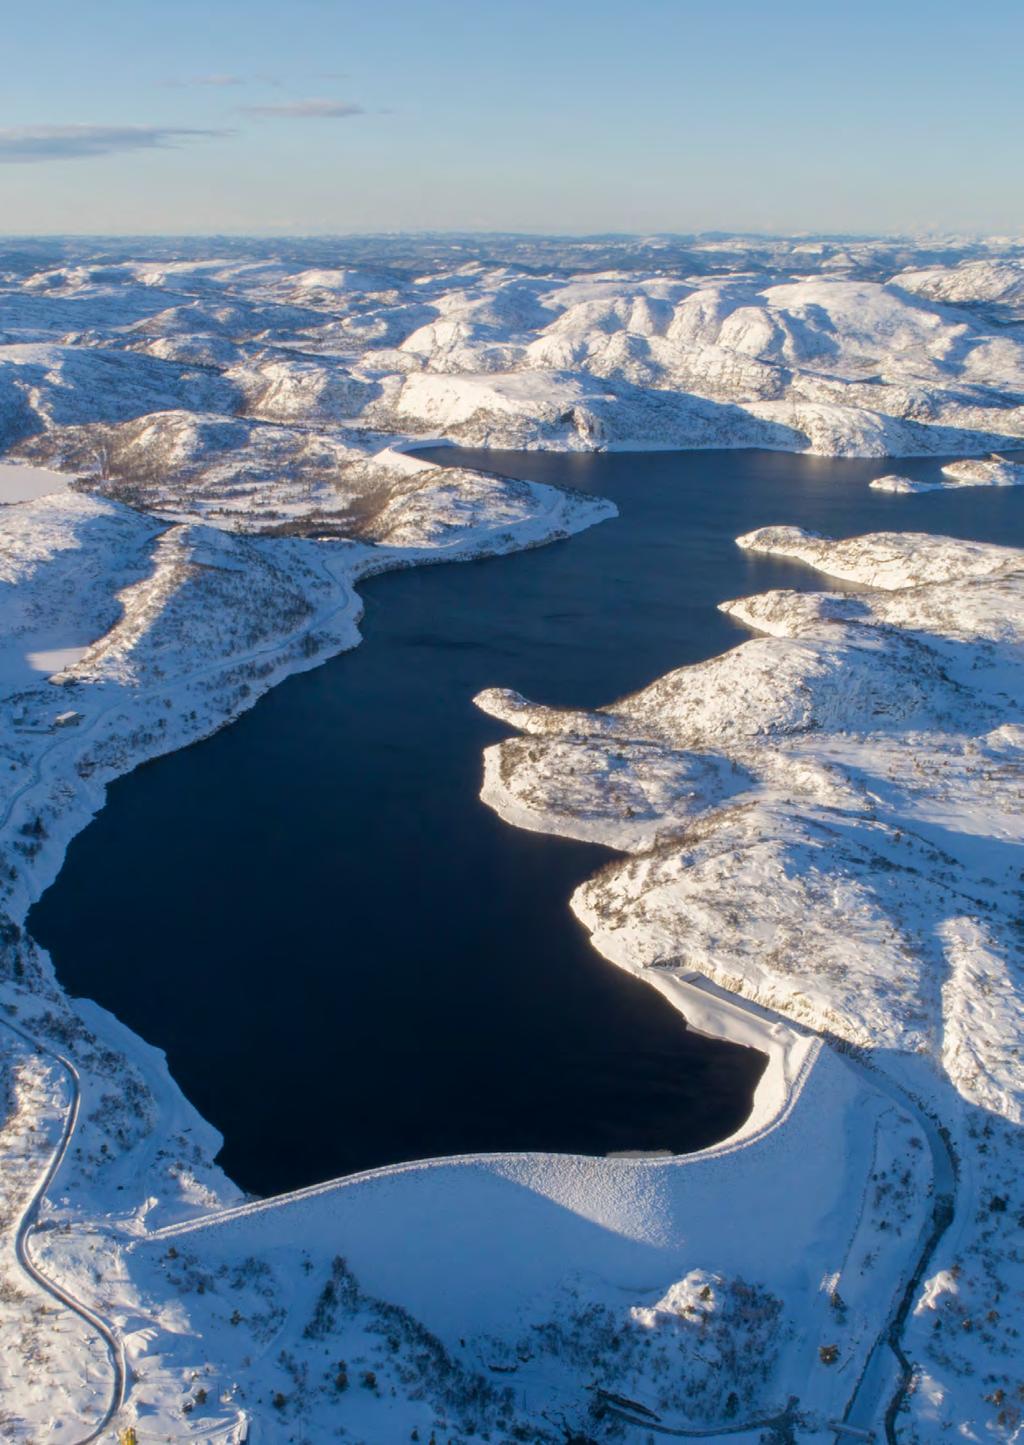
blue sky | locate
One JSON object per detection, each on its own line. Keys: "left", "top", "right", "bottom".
{"left": 2, "top": 0, "right": 1021, "bottom": 235}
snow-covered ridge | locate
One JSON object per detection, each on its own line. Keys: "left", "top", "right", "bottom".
{"left": 5, "top": 236, "right": 1024, "bottom": 488}
{"left": 476, "top": 525, "right": 1024, "bottom": 1439}
{"left": 0, "top": 452, "right": 612, "bottom": 1441}
{"left": 2, "top": 235, "right": 1024, "bottom": 1441}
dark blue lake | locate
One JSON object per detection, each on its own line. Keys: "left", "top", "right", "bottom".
{"left": 29, "top": 448, "right": 1024, "bottom": 1197}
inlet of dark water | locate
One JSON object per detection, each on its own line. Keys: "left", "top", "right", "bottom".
{"left": 30, "top": 448, "right": 1024, "bottom": 1196}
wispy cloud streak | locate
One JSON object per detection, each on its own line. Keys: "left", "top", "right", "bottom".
{"left": 0, "top": 124, "right": 231, "bottom": 163}
{"left": 238, "top": 99, "right": 363, "bottom": 118}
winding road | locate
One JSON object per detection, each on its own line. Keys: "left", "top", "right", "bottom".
{"left": 0, "top": 484, "right": 963, "bottom": 1443}
{"left": 1, "top": 964, "right": 959, "bottom": 1443}
{"left": 146, "top": 981, "right": 956, "bottom": 1444}
{"left": 1, "top": 1014, "right": 126, "bottom": 1444}
{"left": 830, "top": 1054, "right": 957, "bottom": 1445}
{"left": 0, "top": 482, "right": 592, "bottom": 1440}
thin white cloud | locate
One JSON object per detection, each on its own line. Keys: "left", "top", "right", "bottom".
{"left": 239, "top": 99, "right": 364, "bottom": 119}
{"left": 0, "top": 125, "right": 231, "bottom": 164}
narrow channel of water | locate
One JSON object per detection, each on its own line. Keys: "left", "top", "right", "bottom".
{"left": 29, "top": 448, "right": 1024, "bottom": 1197}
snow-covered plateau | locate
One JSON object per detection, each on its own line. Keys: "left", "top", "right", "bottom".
{"left": 0, "top": 235, "right": 1023, "bottom": 1443}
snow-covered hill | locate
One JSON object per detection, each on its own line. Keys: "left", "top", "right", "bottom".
{"left": 5, "top": 235, "right": 1024, "bottom": 491}
{"left": 1, "top": 235, "right": 1024, "bottom": 1443}
{"left": 477, "top": 525, "right": 1024, "bottom": 1440}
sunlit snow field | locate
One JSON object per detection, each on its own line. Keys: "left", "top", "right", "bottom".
{"left": 5, "top": 236, "right": 1024, "bottom": 1441}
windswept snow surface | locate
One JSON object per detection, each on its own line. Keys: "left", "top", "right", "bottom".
{"left": 1, "top": 235, "right": 1024, "bottom": 1442}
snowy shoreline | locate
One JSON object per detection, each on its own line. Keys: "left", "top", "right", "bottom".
{"left": 3, "top": 464, "right": 1019, "bottom": 1445}
{"left": 2, "top": 236, "right": 1023, "bottom": 1441}
{"left": 0, "top": 458, "right": 895, "bottom": 1443}
{"left": 472, "top": 519, "right": 1023, "bottom": 1439}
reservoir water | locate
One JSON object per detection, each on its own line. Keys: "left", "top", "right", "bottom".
{"left": 30, "top": 448, "right": 1024, "bottom": 1197}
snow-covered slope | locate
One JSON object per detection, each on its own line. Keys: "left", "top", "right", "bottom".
{"left": 6, "top": 234, "right": 1024, "bottom": 486}
{"left": 2, "top": 235, "right": 1024, "bottom": 1443}
{"left": 477, "top": 526, "right": 1024, "bottom": 1440}
{"left": 0, "top": 348, "right": 613, "bottom": 1443}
